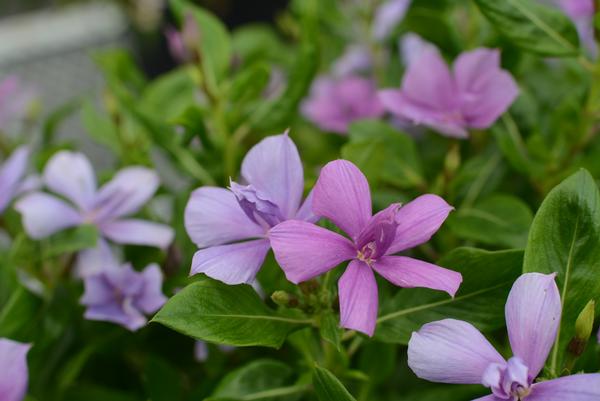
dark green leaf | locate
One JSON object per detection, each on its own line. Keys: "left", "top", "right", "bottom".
{"left": 0, "top": 287, "right": 42, "bottom": 338}
{"left": 319, "top": 311, "right": 341, "bottom": 351}
{"left": 312, "top": 366, "right": 356, "bottom": 401}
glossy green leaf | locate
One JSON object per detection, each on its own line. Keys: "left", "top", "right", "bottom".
{"left": 312, "top": 366, "right": 357, "bottom": 401}
{"left": 474, "top": 0, "right": 580, "bottom": 56}
{"left": 447, "top": 194, "right": 533, "bottom": 248}
{"left": 319, "top": 311, "right": 341, "bottom": 351}
{"left": 523, "top": 169, "right": 600, "bottom": 374}
{"left": 152, "top": 279, "right": 312, "bottom": 348}
{"left": 375, "top": 248, "right": 523, "bottom": 343}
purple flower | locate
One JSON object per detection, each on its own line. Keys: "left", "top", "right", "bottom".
{"left": 15, "top": 151, "right": 174, "bottom": 273}
{"left": 0, "top": 338, "right": 31, "bottom": 401}
{"left": 302, "top": 76, "right": 385, "bottom": 134}
{"left": 165, "top": 13, "right": 200, "bottom": 63}
{"left": 400, "top": 33, "right": 437, "bottom": 67}
{"left": 557, "top": 0, "right": 597, "bottom": 58}
{"left": 81, "top": 262, "right": 167, "bottom": 331}
{"left": 332, "top": 45, "right": 373, "bottom": 78}
{"left": 269, "top": 160, "right": 462, "bottom": 336}
{"left": 379, "top": 47, "right": 519, "bottom": 138}
{"left": 0, "top": 76, "right": 37, "bottom": 130}
{"left": 0, "top": 146, "right": 34, "bottom": 213}
{"left": 372, "top": 0, "right": 412, "bottom": 41}
{"left": 408, "top": 273, "right": 600, "bottom": 401}
{"left": 184, "top": 132, "right": 316, "bottom": 285}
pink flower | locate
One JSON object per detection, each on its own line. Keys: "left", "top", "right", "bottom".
{"left": 0, "top": 338, "right": 31, "bottom": 401}
{"left": 270, "top": 160, "right": 462, "bottom": 336}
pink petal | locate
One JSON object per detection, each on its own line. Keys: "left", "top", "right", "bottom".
{"left": 387, "top": 194, "right": 453, "bottom": 254}
{"left": 43, "top": 151, "right": 97, "bottom": 211}
{"left": 471, "top": 396, "right": 499, "bottom": 401}
{"left": 15, "top": 192, "right": 82, "bottom": 239}
{"left": 408, "top": 319, "right": 505, "bottom": 384}
{"left": 0, "top": 146, "right": 29, "bottom": 212}
{"left": 0, "top": 338, "right": 31, "bottom": 401}
{"left": 372, "top": 256, "right": 462, "bottom": 297}
{"left": 241, "top": 133, "right": 304, "bottom": 219}
{"left": 93, "top": 167, "right": 159, "bottom": 221}
{"left": 527, "top": 374, "right": 600, "bottom": 401}
{"left": 505, "top": 273, "right": 561, "bottom": 379}
{"left": 269, "top": 220, "right": 355, "bottom": 284}
{"left": 313, "top": 160, "right": 372, "bottom": 240}
{"left": 184, "top": 187, "right": 264, "bottom": 248}
{"left": 338, "top": 260, "right": 379, "bottom": 336}
{"left": 190, "top": 239, "right": 271, "bottom": 285}
{"left": 100, "top": 219, "right": 174, "bottom": 249}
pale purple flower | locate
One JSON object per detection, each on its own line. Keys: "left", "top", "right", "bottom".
{"left": 302, "top": 76, "right": 385, "bottom": 134}
{"left": 332, "top": 45, "right": 373, "bottom": 77}
{"left": 15, "top": 151, "right": 174, "bottom": 274}
{"left": 372, "top": 0, "right": 412, "bottom": 41}
{"left": 0, "top": 338, "right": 31, "bottom": 401}
{"left": 81, "top": 262, "right": 167, "bottom": 331}
{"left": 270, "top": 160, "right": 462, "bottom": 336}
{"left": 408, "top": 273, "right": 600, "bottom": 401}
{"left": 0, "top": 76, "right": 37, "bottom": 130}
{"left": 165, "top": 13, "right": 200, "bottom": 63}
{"left": 558, "top": 0, "right": 597, "bottom": 58}
{"left": 400, "top": 33, "right": 437, "bottom": 66}
{"left": 184, "top": 132, "right": 317, "bottom": 285}
{"left": 379, "top": 47, "right": 519, "bottom": 138}
{"left": 0, "top": 146, "right": 33, "bottom": 213}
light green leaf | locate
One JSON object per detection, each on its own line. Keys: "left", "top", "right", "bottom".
{"left": 319, "top": 311, "right": 341, "bottom": 351}
{"left": 312, "top": 366, "right": 356, "bottom": 401}
{"left": 375, "top": 248, "right": 523, "bottom": 343}
{"left": 81, "top": 101, "right": 120, "bottom": 153}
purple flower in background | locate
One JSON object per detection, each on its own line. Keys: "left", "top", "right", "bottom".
{"left": 185, "top": 132, "right": 316, "bottom": 285}
{"left": 165, "top": 13, "right": 200, "bottom": 63}
{"left": 270, "top": 160, "right": 462, "bottom": 336}
{"left": 408, "top": 273, "right": 600, "bottom": 401}
{"left": 302, "top": 76, "right": 385, "bottom": 134}
{"left": 400, "top": 33, "right": 437, "bottom": 67}
{"left": 379, "top": 47, "right": 519, "bottom": 138}
{"left": 372, "top": 0, "right": 412, "bottom": 41}
{"left": 81, "top": 262, "right": 167, "bottom": 331}
{"left": 0, "top": 76, "right": 37, "bottom": 130}
{"left": 332, "top": 45, "right": 373, "bottom": 77}
{"left": 558, "top": 0, "right": 597, "bottom": 58}
{"left": 15, "top": 151, "right": 174, "bottom": 273}
{"left": 0, "top": 146, "right": 35, "bottom": 214}
{"left": 0, "top": 338, "right": 31, "bottom": 401}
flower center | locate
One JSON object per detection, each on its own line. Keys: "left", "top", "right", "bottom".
{"left": 482, "top": 357, "right": 531, "bottom": 400}
{"left": 229, "top": 181, "right": 284, "bottom": 230}
{"left": 357, "top": 242, "right": 377, "bottom": 265}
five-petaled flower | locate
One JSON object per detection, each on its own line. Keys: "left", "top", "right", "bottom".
{"left": 269, "top": 159, "right": 462, "bottom": 336}
{"left": 184, "top": 132, "right": 317, "bottom": 285}
{"left": 408, "top": 272, "right": 600, "bottom": 401}
{"left": 81, "top": 262, "right": 167, "bottom": 331}
{"left": 0, "top": 338, "right": 31, "bottom": 401}
{"left": 379, "top": 46, "right": 519, "bottom": 138}
{"left": 0, "top": 146, "right": 38, "bottom": 214}
{"left": 15, "top": 151, "right": 174, "bottom": 276}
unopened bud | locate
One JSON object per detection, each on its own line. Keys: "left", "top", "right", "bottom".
{"left": 568, "top": 300, "right": 595, "bottom": 357}
{"left": 271, "top": 291, "right": 298, "bottom": 308}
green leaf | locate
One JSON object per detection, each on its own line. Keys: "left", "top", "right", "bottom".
{"left": 492, "top": 114, "right": 543, "bottom": 175}
{"left": 474, "top": 0, "right": 580, "bottom": 57}
{"left": 523, "top": 169, "right": 600, "bottom": 374}
{"left": 0, "top": 287, "right": 42, "bottom": 338}
{"left": 143, "top": 355, "right": 183, "bottom": 401}
{"left": 81, "top": 101, "right": 120, "bottom": 154}
{"left": 319, "top": 311, "right": 342, "bottom": 351}
{"left": 152, "top": 279, "right": 312, "bottom": 348}
{"left": 312, "top": 366, "right": 357, "bottom": 401}
{"left": 43, "top": 225, "right": 98, "bottom": 259}
{"left": 140, "top": 68, "right": 197, "bottom": 121}
{"left": 375, "top": 248, "right": 523, "bottom": 343}
{"left": 93, "top": 49, "right": 146, "bottom": 93}
{"left": 342, "top": 120, "right": 425, "bottom": 189}
{"left": 207, "top": 359, "right": 303, "bottom": 401}
{"left": 447, "top": 194, "right": 533, "bottom": 248}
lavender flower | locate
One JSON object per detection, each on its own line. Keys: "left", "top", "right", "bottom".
{"left": 372, "top": 0, "right": 412, "bottom": 41}
{"left": 0, "top": 146, "right": 34, "bottom": 213}
{"left": 81, "top": 262, "right": 167, "bottom": 331}
{"left": 302, "top": 76, "right": 385, "bottom": 134}
{"left": 165, "top": 13, "right": 200, "bottom": 63}
{"left": 15, "top": 151, "right": 174, "bottom": 275}
{"left": 184, "top": 132, "right": 317, "bottom": 285}
{"left": 0, "top": 338, "right": 31, "bottom": 401}
{"left": 408, "top": 273, "right": 600, "bottom": 401}
{"left": 379, "top": 47, "right": 519, "bottom": 138}
{"left": 270, "top": 160, "right": 462, "bottom": 336}
{"left": 400, "top": 33, "right": 437, "bottom": 66}
{"left": 332, "top": 45, "right": 373, "bottom": 78}
{"left": 0, "top": 76, "right": 37, "bottom": 130}
{"left": 558, "top": 0, "right": 597, "bottom": 58}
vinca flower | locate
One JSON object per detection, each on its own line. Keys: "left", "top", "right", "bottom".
{"left": 379, "top": 47, "right": 519, "bottom": 138}
{"left": 0, "top": 338, "right": 31, "bottom": 401}
{"left": 81, "top": 262, "right": 167, "bottom": 331}
{"left": 270, "top": 159, "right": 462, "bottom": 336}
{"left": 408, "top": 273, "right": 600, "bottom": 401}
{"left": 184, "top": 132, "right": 317, "bottom": 285}
{"left": 0, "top": 146, "right": 35, "bottom": 214}
{"left": 372, "top": 0, "right": 412, "bottom": 41}
{"left": 15, "top": 151, "right": 174, "bottom": 275}
{"left": 558, "top": 0, "right": 596, "bottom": 58}
{"left": 301, "top": 76, "right": 384, "bottom": 134}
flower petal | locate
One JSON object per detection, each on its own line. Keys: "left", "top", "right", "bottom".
{"left": 338, "top": 260, "right": 379, "bottom": 336}
{"left": 527, "top": 374, "right": 600, "bottom": 401}
{"left": 372, "top": 256, "right": 462, "bottom": 297}
{"left": 505, "top": 272, "right": 561, "bottom": 379}
{"left": 15, "top": 192, "right": 82, "bottom": 239}
{"left": 76, "top": 239, "right": 120, "bottom": 278}
{"left": 93, "top": 167, "right": 159, "bottom": 221}
{"left": 43, "top": 151, "right": 97, "bottom": 211}
{"left": 184, "top": 187, "right": 264, "bottom": 248}
{"left": 408, "top": 319, "right": 505, "bottom": 384}
{"left": 190, "top": 239, "right": 271, "bottom": 285}
{"left": 372, "top": 0, "right": 411, "bottom": 40}
{"left": 84, "top": 302, "right": 147, "bottom": 331}
{"left": 100, "top": 219, "right": 174, "bottom": 249}
{"left": 295, "top": 189, "right": 319, "bottom": 223}
{"left": 269, "top": 220, "right": 355, "bottom": 284}
{"left": 0, "top": 146, "right": 29, "bottom": 212}
{"left": 313, "top": 159, "right": 372, "bottom": 240}
{"left": 136, "top": 264, "right": 167, "bottom": 314}
{"left": 241, "top": 133, "right": 304, "bottom": 219}
{"left": 0, "top": 338, "right": 31, "bottom": 401}
{"left": 387, "top": 194, "right": 453, "bottom": 254}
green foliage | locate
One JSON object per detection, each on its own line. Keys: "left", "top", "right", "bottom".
{"left": 312, "top": 366, "right": 357, "bottom": 401}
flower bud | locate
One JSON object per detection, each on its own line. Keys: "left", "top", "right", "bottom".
{"left": 271, "top": 291, "right": 298, "bottom": 308}
{"left": 568, "top": 300, "right": 595, "bottom": 357}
